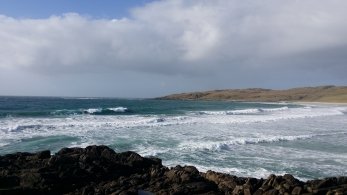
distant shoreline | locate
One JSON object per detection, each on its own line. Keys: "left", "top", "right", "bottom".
{"left": 157, "top": 85, "right": 347, "bottom": 103}
{"left": 292, "top": 101, "right": 347, "bottom": 106}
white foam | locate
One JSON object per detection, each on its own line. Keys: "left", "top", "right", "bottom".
{"left": 178, "top": 134, "right": 314, "bottom": 151}
{"left": 1, "top": 104, "right": 347, "bottom": 180}
{"left": 0, "top": 141, "right": 9, "bottom": 147}
{"left": 205, "top": 106, "right": 345, "bottom": 124}
{"left": 0, "top": 106, "right": 345, "bottom": 141}
{"left": 62, "top": 97, "right": 102, "bottom": 100}
{"left": 81, "top": 107, "right": 129, "bottom": 114}
{"left": 335, "top": 107, "right": 347, "bottom": 114}
{"left": 68, "top": 141, "right": 98, "bottom": 148}
{"left": 227, "top": 108, "right": 261, "bottom": 115}
{"left": 137, "top": 147, "right": 170, "bottom": 157}
{"left": 162, "top": 158, "right": 296, "bottom": 180}
{"left": 194, "top": 165, "right": 289, "bottom": 180}
{"left": 0, "top": 105, "right": 346, "bottom": 154}
{"left": 197, "top": 108, "right": 261, "bottom": 115}
{"left": 197, "top": 111, "right": 224, "bottom": 115}
{"left": 8, "top": 124, "right": 45, "bottom": 132}
{"left": 260, "top": 106, "right": 289, "bottom": 112}
{"left": 197, "top": 106, "right": 289, "bottom": 116}
{"left": 84, "top": 108, "right": 102, "bottom": 114}
{"left": 107, "top": 107, "right": 128, "bottom": 112}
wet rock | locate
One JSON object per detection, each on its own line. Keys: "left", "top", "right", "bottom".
{"left": 263, "top": 189, "right": 279, "bottom": 195}
{"left": 0, "top": 145, "right": 346, "bottom": 194}
{"left": 203, "top": 170, "right": 241, "bottom": 191}
{"left": 316, "top": 178, "right": 338, "bottom": 189}
{"left": 291, "top": 186, "right": 302, "bottom": 195}
{"left": 232, "top": 185, "right": 243, "bottom": 194}
{"left": 36, "top": 150, "right": 51, "bottom": 159}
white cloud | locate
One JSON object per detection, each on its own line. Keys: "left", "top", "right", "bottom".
{"left": 0, "top": 0, "right": 347, "bottom": 96}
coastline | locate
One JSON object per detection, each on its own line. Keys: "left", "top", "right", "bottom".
{"left": 157, "top": 86, "right": 347, "bottom": 103}
{"left": 292, "top": 101, "right": 347, "bottom": 106}
{"left": 223, "top": 100, "right": 347, "bottom": 106}
{"left": 0, "top": 145, "right": 346, "bottom": 194}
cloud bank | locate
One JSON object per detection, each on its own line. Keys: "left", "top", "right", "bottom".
{"left": 1, "top": 0, "right": 347, "bottom": 96}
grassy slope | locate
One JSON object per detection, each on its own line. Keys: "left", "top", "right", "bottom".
{"left": 158, "top": 86, "right": 347, "bottom": 103}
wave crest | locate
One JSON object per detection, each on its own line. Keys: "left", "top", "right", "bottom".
{"left": 196, "top": 106, "right": 289, "bottom": 116}
{"left": 260, "top": 106, "right": 289, "bottom": 112}
{"left": 179, "top": 134, "right": 314, "bottom": 151}
{"left": 107, "top": 107, "right": 128, "bottom": 112}
{"left": 84, "top": 108, "right": 102, "bottom": 114}
{"left": 82, "top": 107, "right": 129, "bottom": 115}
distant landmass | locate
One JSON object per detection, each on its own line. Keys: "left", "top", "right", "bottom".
{"left": 157, "top": 86, "right": 347, "bottom": 103}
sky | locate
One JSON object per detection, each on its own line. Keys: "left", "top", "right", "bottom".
{"left": 0, "top": 0, "right": 346, "bottom": 98}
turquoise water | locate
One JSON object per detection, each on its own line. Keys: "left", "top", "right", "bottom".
{"left": 0, "top": 96, "right": 346, "bottom": 180}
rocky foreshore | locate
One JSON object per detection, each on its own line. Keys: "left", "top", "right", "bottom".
{"left": 0, "top": 146, "right": 346, "bottom": 195}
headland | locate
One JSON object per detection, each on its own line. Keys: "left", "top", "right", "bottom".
{"left": 157, "top": 86, "right": 347, "bottom": 103}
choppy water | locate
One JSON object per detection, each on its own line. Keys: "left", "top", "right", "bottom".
{"left": 0, "top": 96, "right": 346, "bottom": 180}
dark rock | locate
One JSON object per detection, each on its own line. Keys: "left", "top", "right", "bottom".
{"left": 337, "top": 176, "right": 347, "bottom": 185}
{"left": 19, "top": 172, "right": 43, "bottom": 188}
{"left": 264, "top": 189, "right": 279, "bottom": 195}
{"left": 36, "top": 150, "right": 51, "bottom": 159}
{"left": 0, "top": 145, "right": 346, "bottom": 194}
{"left": 203, "top": 170, "right": 243, "bottom": 191}
{"left": 291, "top": 186, "right": 302, "bottom": 195}
{"left": 243, "top": 188, "right": 252, "bottom": 195}
{"left": 232, "top": 185, "right": 243, "bottom": 194}
{"left": 138, "top": 190, "right": 154, "bottom": 195}
{"left": 317, "top": 178, "right": 338, "bottom": 189}
{"left": 0, "top": 176, "right": 19, "bottom": 188}
{"left": 81, "top": 186, "right": 95, "bottom": 195}
{"left": 254, "top": 188, "right": 264, "bottom": 195}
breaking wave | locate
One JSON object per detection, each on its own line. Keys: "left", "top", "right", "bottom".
{"left": 259, "top": 106, "right": 289, "bottom": 112}
{"left": 196, "top": 106, "right": 290, "bottom": 115}
{"left": 16, "top": 107, "right": 132, "bottom": 117}
{"left": 1, "top": 97, "right": 347, "bottom": 180}
{"left": 2, "top": 106, "right": 345, "bottom": 135}
{"left": 179, "top": 133, "right": 346, "bottom": 152}
{"left": 82, "top": 107, "right": 130, "bottom": 115}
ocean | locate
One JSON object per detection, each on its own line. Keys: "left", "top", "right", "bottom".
{"left": 0, "top": 96, "right": 346, "bottom": 180}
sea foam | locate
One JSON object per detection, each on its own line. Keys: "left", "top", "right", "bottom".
{"left": 1, "top": 102, "right": 347, "bottom": 181}
{"left": 178, "top": 134, "right": 315, "bottom": 152}
{"left": 107, "top": 107, "right": 128, "bottom": 112}
{"left": 197, "top": 106, "right": 290, "bottom": 116}
{"left": 82, "top": 107, "right": 129, "bottom": 114}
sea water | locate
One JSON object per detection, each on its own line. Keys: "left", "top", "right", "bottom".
{"left": 0, "top": 96, "right": 346, "bottom": 180}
